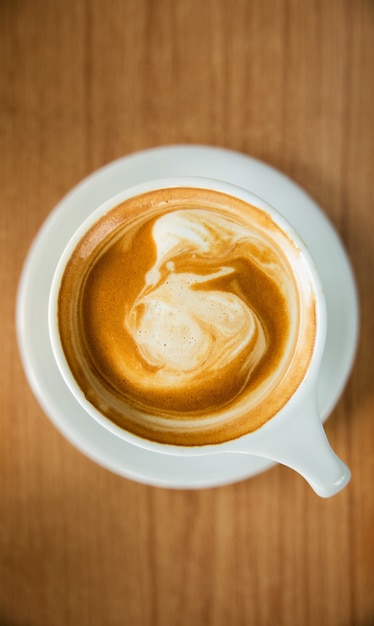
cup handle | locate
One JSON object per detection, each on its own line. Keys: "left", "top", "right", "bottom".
{"left": 241, "top": 400, "right": 351, "bottom": 498}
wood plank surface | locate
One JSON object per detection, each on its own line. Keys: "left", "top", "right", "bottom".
{"left": 0, "top": 1, "right": 373, "bottom": 625}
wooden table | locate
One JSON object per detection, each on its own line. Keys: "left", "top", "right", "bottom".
{"left": 1, "top": 1, "right": 373, "bottom": 624}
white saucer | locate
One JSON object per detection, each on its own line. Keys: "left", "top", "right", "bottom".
{"left": 16, "top": 145, "right": 359, "bottom": 489}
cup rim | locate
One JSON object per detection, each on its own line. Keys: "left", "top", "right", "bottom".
{"left": 48, "top": 176, "right": 327, "bottom": 455}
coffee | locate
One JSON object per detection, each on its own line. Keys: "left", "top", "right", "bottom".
{"left": 57, "top": 187, "right": 316, "bottom": 445}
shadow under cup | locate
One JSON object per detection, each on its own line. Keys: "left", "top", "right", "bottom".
{"left": 48, "top": 178, "right": 325, "bottom": 453}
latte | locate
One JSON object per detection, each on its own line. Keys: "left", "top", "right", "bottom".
{"left": 57, "top": 186, "right": 316, "bottom": 445}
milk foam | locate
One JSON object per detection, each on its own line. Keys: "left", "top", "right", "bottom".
{"left": 124, "top": 210, "right": 266, "bottom": 382}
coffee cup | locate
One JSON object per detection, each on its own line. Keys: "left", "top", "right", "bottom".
{"left": 48, "top": 177, "right": 351, "bottom": 497}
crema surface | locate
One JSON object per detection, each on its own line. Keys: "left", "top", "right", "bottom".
{"left": 58, "top": 188, "right": 316, "bottom": 445}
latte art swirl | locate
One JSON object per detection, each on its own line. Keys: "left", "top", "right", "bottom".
{"left": 58, "top": 188, "right": 316, "bottom": 445}
{"left": 124, "top": 210, "right": 266, "bottom": 394}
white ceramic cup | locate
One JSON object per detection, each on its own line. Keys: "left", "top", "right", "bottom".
{"left": 48, "top": 177, "right": 351, "bottom": 498}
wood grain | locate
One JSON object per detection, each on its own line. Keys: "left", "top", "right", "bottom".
{"left": 1, "top": 1, "right": 373, "bottom": 624}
